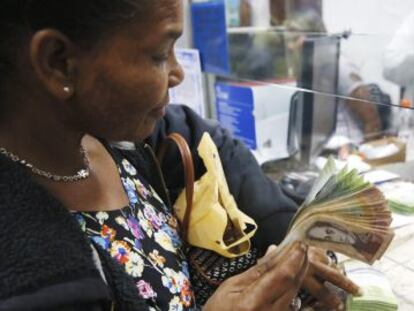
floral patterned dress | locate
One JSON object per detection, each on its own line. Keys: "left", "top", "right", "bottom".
{"left": 73, "top": 148, "right": 195, "bottom": 311}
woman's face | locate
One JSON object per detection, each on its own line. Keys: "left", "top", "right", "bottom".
{"left": 72, "top": 0, "right": 184, "bottom": 142}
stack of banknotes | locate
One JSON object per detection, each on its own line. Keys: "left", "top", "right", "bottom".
{"left": 344, "top": 261, "right": 398, "bottom": 311}
{"left": 280, "top": 157, "right": 395, "bottom": 264}
{"left": 379, "top": 181, "right": 414, "bottom": 215}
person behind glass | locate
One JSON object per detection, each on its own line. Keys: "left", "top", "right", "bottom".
{"left": 0, "top": 1, "right": 359, "bottom": 310}
{"left": 383, "top": 10, "right": 414, "bottom": 106}
{"left": 284, "top": 9, "right": 383, "bottom": 143}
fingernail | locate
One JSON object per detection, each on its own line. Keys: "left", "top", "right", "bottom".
{"left": 269, "top": 244, "right": 277, "bottom": 251}
{"left": 338, "top": 302, "right": 345, "bottom": 310}
{"left": 301, "top": 242, "right": 309, "bottom": 252}
{"left": 266, "top": 244, "right": 277, "bottom": 255}
{"left": 298, "top": 241, "right": 308, "bottom": 251}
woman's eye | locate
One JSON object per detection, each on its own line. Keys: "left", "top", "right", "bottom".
{"left": 152, "top": 53, "right": 169, "bottom": 63}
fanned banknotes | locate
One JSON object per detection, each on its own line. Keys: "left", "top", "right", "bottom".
{"left": 280, "top": 157, "right": 394, "bottom": 264}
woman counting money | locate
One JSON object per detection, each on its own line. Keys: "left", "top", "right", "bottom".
{"left": 0, "top": 1, "right": 359, "bottom": 310}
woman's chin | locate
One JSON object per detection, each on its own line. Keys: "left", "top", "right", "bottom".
{"left": 132, "top": 123, "right": 157, "bottom": 142}
{"left": 150, "top": 106, "right": 167, "bottom": 119}
{"left": 93, "top": 119, "right": 158, "bottom": 143}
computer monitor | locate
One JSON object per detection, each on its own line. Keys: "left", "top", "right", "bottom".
{"left": 288, "top": 35, "right": 340, "bottom": 165}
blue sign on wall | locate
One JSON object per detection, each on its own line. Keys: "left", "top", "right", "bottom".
{"left": 191, "top": 0, "right": 230, "bottom": 75}
{"left": 215, "top": 82, "right": 257, "bottom": 149}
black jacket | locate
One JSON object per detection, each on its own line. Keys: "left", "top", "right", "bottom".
{"left": 0, "top": 145, "right": 155, "bottom": 311}
{"left": 0, "top": 104, "right": 297, "bottom": 310}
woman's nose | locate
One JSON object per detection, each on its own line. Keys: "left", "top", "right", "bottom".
{"left": 168, "top": 57, "right": 185, "bottom": 88}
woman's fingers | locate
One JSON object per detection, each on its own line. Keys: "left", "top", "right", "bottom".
{"left": 307, "top": 247, "right": 361, "bottom": 298}
{"left": 256, "top": 244, "right": 278, "bottom": 266}
{"left": 270, "top": 288, "right": 302, "bottom": 311}
{"left": 234, "top": 241, "right": 300, "bottom": 287}
{"left": 204, "top": 242, "right": 309, "bottom": 311}
{"left": 312, "top": 261, "right": 362, "bottom": 296}
{"left": 247, "top": 241, "right": 309, "bottom": 305}
{"left": 304, "top": 247, "right": 361, "bottom": 310}
{"left": 308, "top": 246, "right": 331, "bottom": 265}
{"left": 303, "top": 276, "right": 345, "bottom": 311}
{"left": 265, "top": 244, "right": 278, "bottom": 255}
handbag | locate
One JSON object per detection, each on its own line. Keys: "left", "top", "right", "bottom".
{"left": 157, "top": 132, "right": 260, "bottom": 305}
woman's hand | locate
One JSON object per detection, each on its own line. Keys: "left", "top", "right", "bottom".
{"left": 302, "top": 246, "right": 361, "bottom": 311}
{"left": 203, "top": 241, "right": 309, "bottom": 311}
{"left": 255, "top": 245, "right": 361, "bottom": 310}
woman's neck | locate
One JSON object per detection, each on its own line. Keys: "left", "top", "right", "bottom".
{"left": 0, "top": 106, "right": 86, "bottom": 177}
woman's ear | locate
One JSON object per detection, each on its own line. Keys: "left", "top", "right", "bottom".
{"left": 29, "top": 29, "right": 78, "bottom": 100}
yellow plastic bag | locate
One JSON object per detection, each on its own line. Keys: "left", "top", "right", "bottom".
{"left": 174, "top": 133, "right": 257, "bottom": 258}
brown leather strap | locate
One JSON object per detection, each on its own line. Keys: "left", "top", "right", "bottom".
{"left": 157, "top": 133, "right": 194, "bottom": 242}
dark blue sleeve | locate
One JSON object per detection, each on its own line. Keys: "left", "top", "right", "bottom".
{"left": 147, "top": 104, "right": 298, "bottom": 255}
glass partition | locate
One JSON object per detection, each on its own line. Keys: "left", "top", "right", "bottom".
{"left": 191, "top": 3, "right": 414, "bottom": 308}
{"left": 205, "top": 0, "right": 414, "bottom": 108}
{"left": 197, "top": 0, "right": 414, "bottom": 164}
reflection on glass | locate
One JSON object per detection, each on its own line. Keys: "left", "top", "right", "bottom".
{"left": 288, "top": 36, "right": 339, "bottom": 165}
{"left": 216, "top": 0, "right": 414, "bottom": 169}
{"left": 228, "top": 30, "right": 288, "bottom": 80}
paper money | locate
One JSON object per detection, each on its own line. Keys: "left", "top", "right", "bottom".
{"left": 280, "top": 157, "right": 394, "bottom": 264}
{"left": 379, "top": 181, "right": 414, "bottom": 215}
{"left": 344, "top": 261, "right": 398, "bottom": 311}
